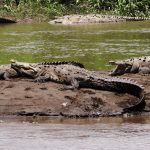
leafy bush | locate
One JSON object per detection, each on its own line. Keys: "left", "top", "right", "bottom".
{"left": 115, "top": 0, "right": 150, "bottom": 17}
{"left": 0, "top": 0, "right": 150, "bottom": 19}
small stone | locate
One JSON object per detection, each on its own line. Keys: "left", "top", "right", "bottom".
{"left": 62, "top": 102, "right": 68, "bottom": 107}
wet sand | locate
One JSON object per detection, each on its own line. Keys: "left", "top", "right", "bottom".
{"left": 0, "top": 72, "right": 149, "bottom": 117}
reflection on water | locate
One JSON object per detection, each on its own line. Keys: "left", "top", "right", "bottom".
{"left": 0, "top": 21, "right": 150, "bottom": 70}
{"left": 0, "top": 116, "right": 150, "bottom": 150}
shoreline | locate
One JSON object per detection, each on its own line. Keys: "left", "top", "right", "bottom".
{"left": 1, "top": 14, "right": 150, "bottom": 24}
{"left": 0, "top": 71, "right": 149, "bottom": 118}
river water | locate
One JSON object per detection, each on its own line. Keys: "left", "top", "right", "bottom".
{"left": 0, "top": 116, "right": 150, "bottom": 150}
{"left": 0, "top": 21, "right": 150, "bottom": 149}
{"left": 0, "top": 21, "right": 150, "bottom": 70}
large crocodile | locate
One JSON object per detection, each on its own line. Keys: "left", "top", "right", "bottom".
{"left": 109, "top": 56, "right": 150, "bottom": 76}
{"left": 11, "top": 60, "right": 145, "bottom": 113}
{"left": 0, "top": 60, "right": 84, "bottom": 80}
{"left": 49, "top": 14, "right": 150, "bottom": 25}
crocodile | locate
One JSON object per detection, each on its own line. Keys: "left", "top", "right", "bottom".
{"left": 11, "top": 60, "right": 145, "bottom": 113}
{"left": 49, "top": 14, "right": 150, "bottom": 25}
{"left": 109, "top": 56, "right": 150, "bottom": 76}
{"left": 10, "top": 60, "right": 85, "bottom": 79}
{"left": 0, "top": 60, "right": 84, "bottom": 80}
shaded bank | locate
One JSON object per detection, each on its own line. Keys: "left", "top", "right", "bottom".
{"left": 0, "top": 17, "right": 16, "bottom": 23}
{"left": 0, "top": 71, "right": 149, "bottom": 117}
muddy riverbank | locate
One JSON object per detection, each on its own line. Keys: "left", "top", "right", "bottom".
{"left": 0, "top": 72, "right": 149, "bottom": 117}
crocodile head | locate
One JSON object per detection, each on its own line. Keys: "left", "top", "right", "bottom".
{"left": 109, "top": 61, "right": 132, "bottom": 76}
{"left": 10, "top": 60, "right": 38, "bottom": 78}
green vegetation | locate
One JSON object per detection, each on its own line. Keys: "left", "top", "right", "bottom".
{"left": 0, "top": 0, "right": 150, "bottom": 21}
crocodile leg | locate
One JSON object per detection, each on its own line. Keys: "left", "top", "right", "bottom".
{"left": 34, "top": 72, "right": 60, "bottom": 83}
{"left": 34, "top": 76, "right": 50, "bottom": 82}
{"left": 60, "top": 78, "right": 79, "bottom": 90}
{"left": 0, "top": 71, "right": 16, "bottom": 80}
{"left": 3, "top": 72, "right": 11, "bottom": 80}
{"left": 130, "top": 62, "right": 140, "bottom": 73}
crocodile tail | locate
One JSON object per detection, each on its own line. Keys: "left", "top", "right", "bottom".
{"left": 124, "top": 16, "right": 150, "bottom": 21}
{"left": 107, "top": 77, "right": 145, "bottom": 112}
{"left": 90, "top": 77, "right": 145, "bottom": 112}
{"left": 119, "top": 80, "right": 145, "bottom": 112}
{"left": 113, "top": 78, "right": 144, "bottom": 99}
{"left": 38, "top": 61, "right": 85, "bottom": 68}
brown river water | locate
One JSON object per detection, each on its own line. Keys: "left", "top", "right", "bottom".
{"left": 0, "top": 116, "right": 150, "bottom": 150}
{"left": 0, "top": 21, "right": 150, "bottom": 70}
{"left": 0, "top": 21, "right": 150, "bottom": 149}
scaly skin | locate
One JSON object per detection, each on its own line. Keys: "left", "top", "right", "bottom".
{"left": 0, "top": 60, "right": 84, "bottom": 80}
{"left": 11, "top": 60, "right": 145, "bottom": 113}
{"left": 109, "top": 56, "right": 150, "bottom": 76}
{"left": 50, "top": 15, "right": 150, "bottom": 25}
{"left": 119, "top": 16, "right": 150, "bottom": 21}
{"left": 38, "top": 61, "right": 85, "bottom": 68}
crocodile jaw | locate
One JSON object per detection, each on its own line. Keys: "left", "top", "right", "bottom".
{"left": 109, "top": 64, "right": 126, "bottom": 76}
{"left": 11, "top": 61, "right": 39, "bottom": 78}
{"left": 109, "top": 60, "right": 133, "bottom": 76}
{"left": 11, "top": 61, "right": 37, "bottom": 72}
{"left": 109, "top": 61, "right": 132, "bottom": 66}
{"left": 109, "top": 63, "right": 132, "bottom": 76}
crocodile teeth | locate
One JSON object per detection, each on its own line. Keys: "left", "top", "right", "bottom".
{"left": 139, "top": 85, "right": 144, "bottom": 89}
{"left": 133, "top": 81, "right": 137, "bottom": 84}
